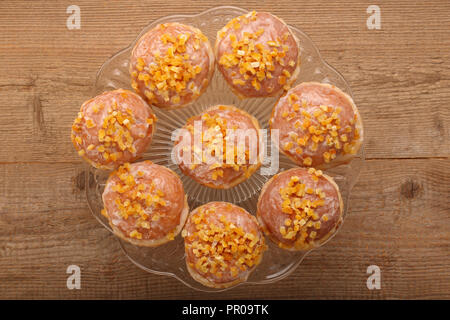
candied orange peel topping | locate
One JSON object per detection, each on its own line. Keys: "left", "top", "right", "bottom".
{"left": 277, "top": 170, "right": 328, "bottom": 244}
{"left": 280, "top": 97, "right": 360, "bottom": 166}
{"left": 185, "top": 107, "right": 253, "bottom": 181}
{"left": 72, "top": 99, "right": 155, "bottom": 167}
{"left": 105, "top": 162, "right": 168, "bottom": 240}
{"left": 218, "top": 11, "right": 295, "bottom": 92}
{"left": 183, "top": 206, "right": 266, "bottom": 278}
{"left": 132, "top": 26, "right": 208, "bottom": 104}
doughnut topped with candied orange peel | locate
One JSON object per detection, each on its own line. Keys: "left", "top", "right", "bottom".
{"left": 71, "top": 89, "right": 156, "bottom": 170}
{"left": 182, "top": 201, "right": 266, "bottom": 288}
{"left": 130, "top": 23, "right": 215, "bottom": 109}
{"left": 257, "top": 167, "right": 343, "bottom": 251}
{"left": 102, "top": 161, "right": 189, "bottom": 247}
{"left": 270, "top": 82, "right": 364, "bottom": 169}
{"left": 173, "top": 105, "right": 263, "bottom": 189}
{"left": 215, "top": 11, "right": 300, "bottom": 98}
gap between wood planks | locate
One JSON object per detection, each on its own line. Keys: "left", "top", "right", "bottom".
{"left": 0, "top": 156, "right": 448, "bottom": 165}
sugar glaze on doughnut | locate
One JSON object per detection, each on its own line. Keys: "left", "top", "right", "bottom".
{"left": 257, "top": 167, "right": 343, "bottom": 250}
{"left": 130, "top": 23, "right": 215, "bottom": 109}
{"left": 270, "top": 82, "right": 363, "bottom": 169}
{"left": 71, "top": 89, "right": 156, "bottom": 170}
{"left": 102, "top": 161, "right": 189, "bottom": 247}
{"left": 183, "top": 201, "right": 266, "bottom": 288}
{"left": 215, "top": 11, "right": 300, "bottom": 98}
{"left": 174, "top": 105, "right": 262, "bottom": 189}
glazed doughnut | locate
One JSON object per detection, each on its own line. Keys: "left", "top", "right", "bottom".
{"left": 257, "top": 167, "right": 343, "bottom": 251}
{"left": 269, "top": 82, "right": 363, "bottom": 169}
{"left": 182, "top": 201, "right": 266, "bottom": 288}
{"left": 71, "top": 89, "right": 156, "bottom": 170}
{"left": 173, "top": 105, "right": 262, "bottom": 189}
{"left": 130, "top": 23, "right": 215, "bottom": 109}
{"left": 215, "top": 11, "right": 300, "bottom": 98}
{"left": 102, "top": 161, "right": 189, "bottom": 247}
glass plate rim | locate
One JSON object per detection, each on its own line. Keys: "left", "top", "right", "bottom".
{"left": 86, "top": 5, "right": 363, "bottom": 292}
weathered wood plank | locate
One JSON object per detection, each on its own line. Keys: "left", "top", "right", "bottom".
{"left": 0, "top": 0, "right": 449, "bottom": 299}
{"left": 0, "top": 159, "right": 447, "bottom": 299}
{"left": 0, "top": 0, "right": 449, "bottom": 162}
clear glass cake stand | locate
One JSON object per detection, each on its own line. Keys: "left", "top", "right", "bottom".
{"left": 85, "top": 6, "right": 365, "bottom": 292}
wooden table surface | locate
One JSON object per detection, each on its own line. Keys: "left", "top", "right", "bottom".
{"left": 0, "top": 0, "right": 448, "bottom": 299}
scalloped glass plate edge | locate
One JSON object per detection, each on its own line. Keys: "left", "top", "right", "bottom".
{"left": 85, "top": 5, "right": 365, "bottom": 292}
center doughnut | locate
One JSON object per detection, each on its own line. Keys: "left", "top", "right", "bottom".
{"left": 173, "top": 105, "right": 263, "bottom": 189}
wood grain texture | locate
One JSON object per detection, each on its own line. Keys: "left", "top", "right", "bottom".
{"left": 0, "top": 0, "right": 449, "bottom": 299}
